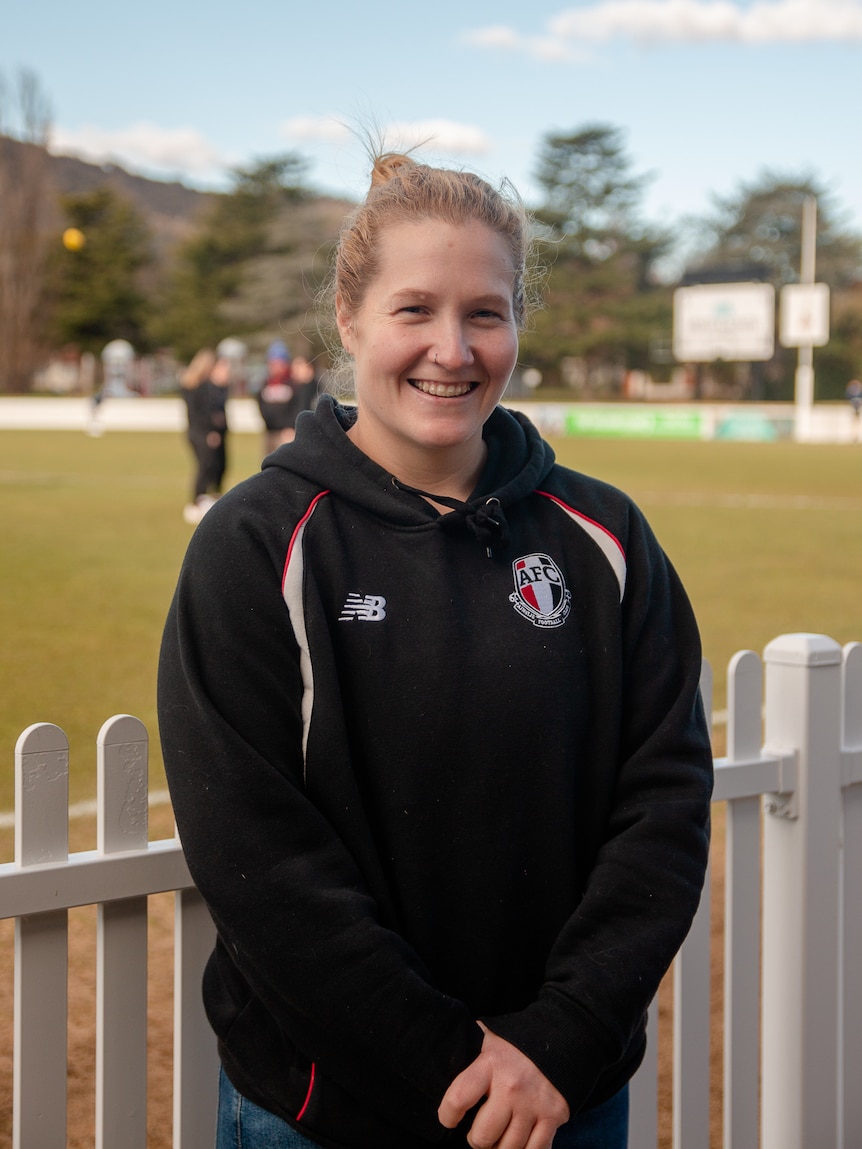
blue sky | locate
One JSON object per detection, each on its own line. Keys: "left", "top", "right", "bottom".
{"left": 4, "top": 0, "right": 862, "bottom": 248}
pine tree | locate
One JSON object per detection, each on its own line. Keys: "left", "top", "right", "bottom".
{"left": 49, "top": 186, "right": 153, "bottom": 354}
{"left": 520, "top": 124, "right": 672, "bottom": 390}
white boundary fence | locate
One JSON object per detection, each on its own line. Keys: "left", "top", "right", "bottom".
{"left": 1, "top": 397, "right": 860, "bottom": 444}
{"left": 3, "top": 716, "right": 217, "bottom": 1149}
{"left": 2, "top": 631, "right": 861, "bottom": 1148}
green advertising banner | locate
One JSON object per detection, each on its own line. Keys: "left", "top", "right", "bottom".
{"left": 563, "top": 408, "right": 704, "bottom": 439}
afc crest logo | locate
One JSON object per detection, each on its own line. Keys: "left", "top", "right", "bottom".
{"left": 509, "top": 553, "right": 571, "bottom": 628}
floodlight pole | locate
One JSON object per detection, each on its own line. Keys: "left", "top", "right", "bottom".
{"left": 794, "top": 196, "right": 817, "bottom": 442}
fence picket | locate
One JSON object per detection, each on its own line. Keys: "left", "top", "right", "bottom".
{"left": 13, "top": 723, "right": 70, "bottom": 1149}
{"left": 173, "top": 886, "right": 218, "bottom": 1149}
{"left": 671, "top": 660, "right": 714, "bottom": 1149}
{"left": 841, "top": 642, "right": 862, "bottom": 1149}
{"left": 628, "top": 997, "right": 658, "bottom": 1149}
{"left": 723, "top": 651, "right": 763, "bottom": 1149}
{"left": 673, "top": 862, "right": 712, "bottom": 1149}
{"left": 96, "top": 715, "right": 150, "bottom": 1149}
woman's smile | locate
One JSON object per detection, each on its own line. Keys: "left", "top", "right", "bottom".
{"left": 408, "top": 379, "right": 479, "bottom": 398}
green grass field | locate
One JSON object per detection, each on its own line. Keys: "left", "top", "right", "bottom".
{"left": 2, "top": 426, "right": 862, "bottom": 815}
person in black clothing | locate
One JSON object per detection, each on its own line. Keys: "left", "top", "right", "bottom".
{"left": 257, "top": 342, "right": 319, "bottom": 455}
{"left": 158, "top": 154, "right": 713, "bottom": 1149}
{"left": 258, "top": 340, "right": 296, "bottom": 454}
{"left": 285, "top": 353, "right": 319, "bottom": 425}
{"left": 180, "top": 348, "right": 229, "bottom": 523}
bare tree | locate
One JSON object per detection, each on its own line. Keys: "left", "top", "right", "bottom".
{"left": 0, "top": 69, "right": 53, "bottom": 392}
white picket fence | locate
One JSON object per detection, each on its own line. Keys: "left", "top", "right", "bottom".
{"left": 1, "top": 631, "right": 861, "bottom": 1149}
{"left": 2, "top": 716, "right": 217, "bottom": 1149}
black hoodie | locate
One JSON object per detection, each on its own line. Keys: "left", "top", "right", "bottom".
{"left": 158, "top": 396, "right": 712, "bottom": 1149}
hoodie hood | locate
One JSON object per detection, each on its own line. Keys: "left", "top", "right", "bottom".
{"left": 261, "top": 395, "right": 556, "bottom": 556}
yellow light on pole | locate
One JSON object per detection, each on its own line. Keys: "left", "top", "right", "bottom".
{"left": 62, "top": 227, "right": 86, "bottom": 251}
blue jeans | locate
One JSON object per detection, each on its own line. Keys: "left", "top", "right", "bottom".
{"left": 217, "top": 1068, "right": 313, "bottom": 1149}
{"left": 216, "top": 1066, "right": 629, "bottom": 1149}
{"left": 554, "top": 1085, "right": 629, "bottom": 1148}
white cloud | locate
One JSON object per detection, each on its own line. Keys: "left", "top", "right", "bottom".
{"left": 281, "top": 115, "right": 490, "bottom": 157}
{"left": 280, "top": 115, "right": 351, "bottom": 143}
{"left": 460, "top": 24, "right": 522, "bottom": 49}
{"left": 49, "top": 122, "right": 225, "bottom": 176}
{"left": 380, "top": 120, "right": 491, "bottom": 155}
{"left": 461, "top": 24, "right": 582, "bottom": 60}
{"left": 465, "top": 0, "right": 862, "bottom": 56}
{"left": 551, "top": 0, "right": 862, "bottom": 42}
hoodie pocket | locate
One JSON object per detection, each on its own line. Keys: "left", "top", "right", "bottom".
{"left": 203, "top": 945, "right": 315, "bottom": 1122}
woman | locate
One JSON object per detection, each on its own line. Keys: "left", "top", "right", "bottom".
{"left": 180, "top": 348, "right": 229, "bottom": 523}
{"left": 158, "top": 155, "right": 713, "bottom": 1149}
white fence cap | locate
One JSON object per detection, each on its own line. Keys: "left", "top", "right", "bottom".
{"left": 763, "top": 632, "right": 842, "bottom": 667}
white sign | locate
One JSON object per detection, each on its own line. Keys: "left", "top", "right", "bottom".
{"left": 779, "top": 283, "right": 830, "bottom": 347}
{"left": 673, "top": 283, "right": 775, "bottom": 362}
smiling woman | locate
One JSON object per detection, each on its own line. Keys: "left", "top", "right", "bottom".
{"left": 336, "top": 217, "right": 519, "bottom": 496}
{"left": 326, "top": 151, "right": 532, "bottom": 503}
{"left": 157, "top": 152, "right": 713, "bottom": 1149}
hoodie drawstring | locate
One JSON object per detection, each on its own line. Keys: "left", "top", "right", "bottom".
{"left": 391, "top": 480, "right": 510, "bottom": 558}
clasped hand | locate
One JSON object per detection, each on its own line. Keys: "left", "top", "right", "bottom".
{"left": 438, "top": 1022, "right": 570, "bottom": 1149}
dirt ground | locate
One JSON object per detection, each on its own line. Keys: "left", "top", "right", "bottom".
{"left": 0, "top": 802, "right": 727, "bottom": 1149}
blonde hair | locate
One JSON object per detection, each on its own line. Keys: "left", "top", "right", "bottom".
{"left": 181, "top": 348, "right": 217, "bottom": 389}
{"left": 334, "top": 153, "right": 533, "bottom": 327}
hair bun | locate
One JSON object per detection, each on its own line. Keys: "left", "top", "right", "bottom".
{"left": 370, "top": 153, "right": 415, "bottom": 189}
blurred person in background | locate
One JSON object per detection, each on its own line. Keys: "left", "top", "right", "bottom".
{"left": 846, "top": 379, "right": 862, "bottom": 442}
{"left": 257, "top": 339, "right": 296, "bottom": 454}
{"left": 285, "top": 353, "right": 320, "bottom": 428}
{"left": 180, "top": 348, "right": 229, "bottom": 524}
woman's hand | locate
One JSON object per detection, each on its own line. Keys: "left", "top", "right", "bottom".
{"left": 438, "top": 1023, "right": 570, "bottom": 1149}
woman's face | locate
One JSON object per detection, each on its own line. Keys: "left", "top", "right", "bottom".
{"left": 336, "top": 218, "right": 519, "bottom": 477}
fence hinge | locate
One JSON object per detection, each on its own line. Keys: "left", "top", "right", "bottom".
{"left": 762, "top": 749, "right": 799, "bottom": 819}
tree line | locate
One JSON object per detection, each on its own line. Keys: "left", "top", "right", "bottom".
{"left": 2, "top": 71, "right": 861, "bottom": 399}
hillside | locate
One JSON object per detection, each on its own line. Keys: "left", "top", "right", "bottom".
{"left": 0, "top": 134, "right": 226, "bottom": 255}
{"left": 46, "top": 143, "right": 218, "bottom": 253}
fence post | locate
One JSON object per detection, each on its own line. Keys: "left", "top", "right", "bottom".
{"left": 13, "top": 722, "right": 70, "bottom": 1149}
{"left": 761, "top": 633, "right": 842, "bottom": 1149}
{"left": 96, "top": 715, "right": 149, "bottom": 1149}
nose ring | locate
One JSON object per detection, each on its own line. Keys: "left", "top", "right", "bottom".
{"left": 434, "top": 352, "right": 439, "bottom": 365}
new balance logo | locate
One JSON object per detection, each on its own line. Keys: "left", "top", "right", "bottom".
{"left": 339, "top": 593, "right": 387, "bottom": 622}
